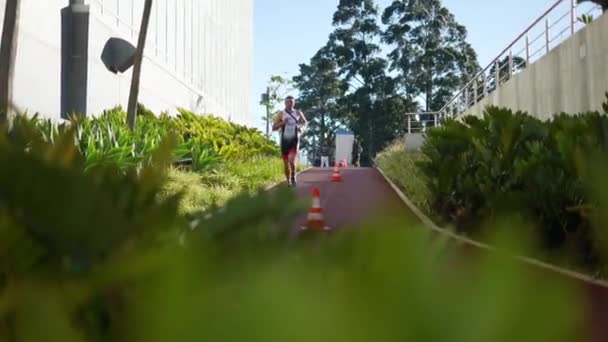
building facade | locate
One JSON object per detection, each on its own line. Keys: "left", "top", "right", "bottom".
{"left": 0, "top": 0, "right": 253, "bottom": 125}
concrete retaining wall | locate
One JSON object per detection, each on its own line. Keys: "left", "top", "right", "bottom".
{"left": 466, "top": 13, "right": 608, "bottom": 120}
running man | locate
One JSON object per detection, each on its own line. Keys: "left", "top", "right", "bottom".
{"left": 272, "top": 95, "right": 307, "bottom": 186}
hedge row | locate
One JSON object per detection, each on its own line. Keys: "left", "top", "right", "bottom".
{"left": 416, "top": 99, "right": 608, "bottom": 271}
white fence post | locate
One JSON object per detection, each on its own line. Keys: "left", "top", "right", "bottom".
{"left": 483, "top": 73, "right": 488, "bottom": 96}
{"left": 508, "top": 50, "right": 514, "bottom": 78}
{"left": 525, "top": 35, "right": 530, "bottom": 64}
{"left": 570, "top": 0, "right": 576, "bottom": 34}
{"left": 407, "top": 115, "right": 411, "bottom": 133}
{"left": 495, "top": 60, "right": 500, "bottom": 88}
{"left": 473, "top": 79, "right": 478, "bottom": 104}
{"left": 545, "top": 18, "right": 550, "bottom": 53}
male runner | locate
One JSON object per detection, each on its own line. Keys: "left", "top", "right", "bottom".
{"left": 272, "top": 96, "right": 307, "bottom": 186}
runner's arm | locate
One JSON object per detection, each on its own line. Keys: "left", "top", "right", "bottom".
{"left": 297, "top": 111, "right": 308, "bottom": 129}
{"left": 272, "top": 111, "right": 284, "bottom": 131}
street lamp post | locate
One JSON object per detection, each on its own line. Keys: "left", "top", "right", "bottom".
{"left": 261, "top": 87, "right": 270, "bottom": 138}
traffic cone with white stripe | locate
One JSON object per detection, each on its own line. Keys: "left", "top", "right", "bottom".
{"left": 331, "top": 162, "right": 342, "bottom": 182}
{"left": 301, "top": 187, "right": 330, "bottom": 231}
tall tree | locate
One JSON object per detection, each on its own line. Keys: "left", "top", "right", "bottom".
{"left": 330, "top": 0, "right": 414, "bottom": 164}
{"left": 340, "top": 76, "right": 412, "bottom": 164}
{"left": 293, "top": 45, "right": 346, "bottom": 164}
{"left": 382, "top": 0, "right": 480, "bottom": 112}
{"left": 331, "top": 0, "right": 385, "bottom": 88}
{"left": 126, "top": 0, "right": 153, "bottom": 130}
{"left": 0, "top": 0, "right": 21, "bottom": 124}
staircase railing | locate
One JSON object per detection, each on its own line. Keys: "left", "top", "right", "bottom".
{"left": 404, "top": 0, "right": 603, "bottom": 133}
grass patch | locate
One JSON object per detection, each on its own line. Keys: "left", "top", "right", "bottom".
{"left": 375, "top": 141, "right": 433, "bottom": 217}
{"left": 162, "top": 157, "right": 288, "bottom": 214}
{"left": 222, "top": 157, "right": 286, "bottom": 191}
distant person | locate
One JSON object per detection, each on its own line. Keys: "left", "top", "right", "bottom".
{"left": 320, "top": 144, "right": 329, "bottom": 168}
{"left": 272, "top": 96, "right": 307, "bottom": 187}
{"left": 352, "top": 138, "right": 362, "bottom": 167}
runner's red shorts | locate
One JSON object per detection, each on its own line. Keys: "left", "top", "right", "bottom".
{"left": 281, "top": 147, "right": 297, "bottom": 161}
{"left": 281, "top": 137, "right": 298, "bottom": 161}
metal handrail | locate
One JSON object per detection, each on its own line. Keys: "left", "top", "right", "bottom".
{"left": 432, "top": 0, "right": 603, "bottom": 121}
{"left": 403, "top": 112, "right": 440, "bottom": 134}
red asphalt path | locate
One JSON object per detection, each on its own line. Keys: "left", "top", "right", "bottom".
{"left": 290, "top": 167, "right": 414, "bottom": 233}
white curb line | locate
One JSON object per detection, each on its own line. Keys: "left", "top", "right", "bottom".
{"left": 375, "top": 166, "right": 608, "bottom": 288}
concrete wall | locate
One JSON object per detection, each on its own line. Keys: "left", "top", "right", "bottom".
{"left": 0, "top": 0, "right": 253, "bottom": 125}
{"left": 466, "top": 12, "right": 608, "bottom": 120}
{"left": 404, "top": 133, "right": 424, "bottom": 151}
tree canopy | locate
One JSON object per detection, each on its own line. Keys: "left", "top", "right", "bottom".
{"left": 288, "top": 0, "right": 479, "bottom": 165}
{"left": 382, "top": 0, "right": 480, "bottom": 111}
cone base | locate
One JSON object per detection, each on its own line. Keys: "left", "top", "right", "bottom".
{"left": 301, "top": 225, "right": 331, "bottom": 231}
{"left": 301, "top": 219, "right": 330, "bottom": 231}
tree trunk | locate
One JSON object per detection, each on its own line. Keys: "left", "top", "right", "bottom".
{"left": 264, "top": 87, "right": 270, "bottom": 138}
{"left": 366, "top": 113, "right": 374, "bottom": 166}
{"left": 126, "top": 0, "right": 153, "bottom": 131}
{"left": 0, "top": 0, "right": 21, "bottom": 124}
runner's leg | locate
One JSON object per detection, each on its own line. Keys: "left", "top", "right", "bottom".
{"left": 288, "top": 149, "right": 297, "bottom": 185}
{"left": 280, "top": 138, "right": 291, "bottom": 184}
{"left": 282, "top": 157, "right": 290, "bottom": 183}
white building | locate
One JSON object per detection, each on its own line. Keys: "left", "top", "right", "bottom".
{"left": 0, "top": 0, "right": 254, "bottom": 125}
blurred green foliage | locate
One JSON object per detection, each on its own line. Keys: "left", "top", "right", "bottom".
{"left": 0, "top": 106, "right": 594, "bottom": 341}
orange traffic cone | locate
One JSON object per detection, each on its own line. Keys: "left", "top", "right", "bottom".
{"left": 331, "top": 162, "right": 342, "bottom": 182}
{"left": 341, "top": 159, "right": 348, "bottom": 168}
{"left": 301, "top": 187, "right": 330, "bottom": 231}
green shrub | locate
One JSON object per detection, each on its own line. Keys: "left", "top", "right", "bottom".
{"left": 15, "top": 106, "right": 285, "bottom": 215}
{"left": 417, "top": 102, "right": 608, "bottom": 268}
{"left": 29, "top": 106, "right": 278, "bottom": 174}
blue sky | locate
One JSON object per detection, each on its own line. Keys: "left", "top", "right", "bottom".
{"left": 251, "top": 0, "right": 566, "bottom": 131}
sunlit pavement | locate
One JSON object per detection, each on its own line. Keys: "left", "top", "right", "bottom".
{"left": 289, "top": 167, "right": 416, "bottom": 235}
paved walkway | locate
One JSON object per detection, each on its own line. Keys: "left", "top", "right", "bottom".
{"left": 289, "top": 167, "right": 416, "bottom": 233}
